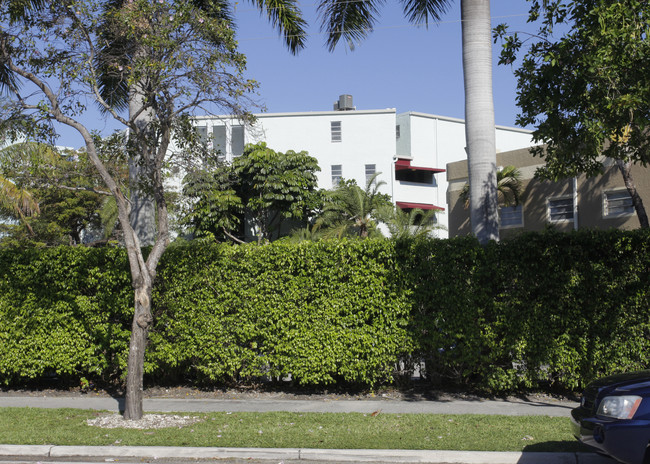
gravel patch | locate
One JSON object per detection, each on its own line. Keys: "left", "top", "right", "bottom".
{"left": 87, "top": 413, "right": 204, "bottom": 429}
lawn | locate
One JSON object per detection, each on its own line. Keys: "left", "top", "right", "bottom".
{"left": 0, "top": 407, "right": 588, "bottom": 452}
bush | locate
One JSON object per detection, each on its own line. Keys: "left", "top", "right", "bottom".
{"left": 1, "top": 229, "right": 649, "bottom": 393}
{"left": 0, "top": 247, "right": 132, "bottom": 384}
{"left": 149, "top": 240, "right": 412, "bottom": 386}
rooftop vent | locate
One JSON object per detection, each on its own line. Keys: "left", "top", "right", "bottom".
{"left": 333, "top": 94, "right": 355, "bottom": 111}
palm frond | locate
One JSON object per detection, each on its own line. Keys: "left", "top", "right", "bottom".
{"left": 381, "top": 205, "right": 441, "bottom": 239}
{"left": 0, "top": 62, "right": 19, "bottom": 95}
{"left": 252, "top": 0, "right": 307, "bottom": 54}
{"left": 400, "top": 0, "right": 450, "bottom": 26}
{"left": 496, "top": 165, "right": 522, "bottom": 207}
{"left": 0, "top": 176, "right": 39, "bottom": 217}
{"left": 99, "top": 194, "right": 120, "bottom": 239}
{"left": 318, "top": 0, "right": 385, "bottom": 51}
{"left": 6, "top": 0, "right": 46, "bottom": 22}
{"left": 459, "top": 165, "right": 523, "bottom": 209}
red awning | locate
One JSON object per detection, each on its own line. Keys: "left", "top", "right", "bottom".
{"left": 396, "top": 201, "right": 445, "bottom": 212}
{"left": 395, "top": 158, "right": 445, "bottom": 173}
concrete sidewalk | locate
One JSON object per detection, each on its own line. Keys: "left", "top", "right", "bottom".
{"left": 0, "top": 394, "right": 612, "bottom": 464}
{"left": 0, "top": 395, "right": 577, "bottom": 416}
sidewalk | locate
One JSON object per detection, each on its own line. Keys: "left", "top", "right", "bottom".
{"left": 0, "top": 395, "right": 577, "bottom": 416}
{"left": 0, "top": 394, "right": 613, "bottom": 464}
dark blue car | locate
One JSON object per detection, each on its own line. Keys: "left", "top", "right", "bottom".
{"left": 572, "top": 370, "right": 650, "bottom": 464}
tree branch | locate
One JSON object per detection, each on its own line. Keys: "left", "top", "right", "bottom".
{"left": 58, "top": 184, "right": 112, "bottom": 196}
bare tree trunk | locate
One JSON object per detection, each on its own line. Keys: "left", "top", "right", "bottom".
{"left": 123, "top": 280, "right": 153, "bottom": 420}
{"left": 615, "top": 159, "right": 649, "bottom": 228}
{"left": 461, "top": 0, "right": 499, "bottom": 244}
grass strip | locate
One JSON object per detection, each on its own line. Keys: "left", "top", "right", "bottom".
{"left": 0, "top": 407, "right": 588, "bottom": 452}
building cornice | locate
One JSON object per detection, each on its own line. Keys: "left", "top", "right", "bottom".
{"left": 399, "top": 111, "right": 533, "bottom": 134}
{"left": 194, "top": 108, "right": 397, "bottom": 121}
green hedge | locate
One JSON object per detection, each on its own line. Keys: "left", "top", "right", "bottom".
{"left": 400, "top": 229, "right": 650, "bottom": 391}
{"left": 0, "top": 247, "right": 133, "bottom": 384}
{"left": 148, "top": 240, "right": 412, "bottom": 386}
{"left": 0, "top": 229, "right": 649, "bottom": 392}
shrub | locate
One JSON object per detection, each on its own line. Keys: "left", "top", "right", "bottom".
{"left": 1, "top": 229, "right": 649, "bottom": 393}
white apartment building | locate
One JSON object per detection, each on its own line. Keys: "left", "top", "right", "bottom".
{"left": 193, "top": 95, "right": 534, "bottom": 238}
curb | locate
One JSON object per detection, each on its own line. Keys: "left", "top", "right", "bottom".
{"left": 0, "top": 445, "right": 614, "bottom": 463}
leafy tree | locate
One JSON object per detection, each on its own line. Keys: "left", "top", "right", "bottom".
{"left": 495, "top": 0, "right": 650, "bottom": 228}
{"left": 319, "top": 174, "right": 392, "bottom": 239}
{"left": 96, "top": 0, "right": 306, "bottom": 246}
{"left": 0, "top": 0, "right": 264, "bottom": 419}
{"left": 459, "top": 165, "right": 523, "bottom": 209}
{"left": 318, "top": 0, "right": 500, "bottom": 244}
{"left": 182, "top": 164, "right": 244, "bottom": 242}
{"left": 0, "top": 142, "right": 126, "bottom": 246}
{"left": 182, "top": 142, "right": 321, "bottom": 243}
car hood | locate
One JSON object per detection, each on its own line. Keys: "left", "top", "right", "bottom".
{"left": 588, "top": 370, "right": 650, "bottom": 394}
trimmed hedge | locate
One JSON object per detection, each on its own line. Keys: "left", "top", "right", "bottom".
{"left": 148, "top": 240, "right": 412, "bottom": 386}
{"left": 0, "top": 247, "right": 132, "bottom": 384}
{"left": 0, "top": 229, "right": 649, "bottom": 392}
{"left": 401, "top": 230, "right": 650, "bottom": 391}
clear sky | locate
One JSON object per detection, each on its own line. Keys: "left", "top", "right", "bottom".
{"left": 53, "top": 0, "right": 538, "bottom": 146}
{"left": 233, "top": 0, "right": 535, "bottom": 127}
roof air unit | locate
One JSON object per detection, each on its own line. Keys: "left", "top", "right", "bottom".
{"left": 333, "top": 94, "right": 355, "bottom": 111}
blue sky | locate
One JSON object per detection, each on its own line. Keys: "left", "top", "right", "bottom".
{"left": 54, "top": 0, "right": 538, "bottom": 146}
{"left": 233, "top": 0, "right": 535, "bottom": 127}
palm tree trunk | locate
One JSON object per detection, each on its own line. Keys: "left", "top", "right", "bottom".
{"left": 128, "top": 80, "right": 156, "bottom": 247}
{"left": 461, "top": 0, "right": 499, "bottom": 244}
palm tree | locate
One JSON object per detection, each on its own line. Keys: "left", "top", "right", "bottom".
{"left": 318, "top": 0, "right": 499, "bottom": 244}
{"left": 321, "top": 173, "right": 391, "bottom": 238}
{"left": 461, "top": 0, "right": 498, "bottom": 244}
{"left": 459, "top": 164, "right": 522, "bottom": 209}
{"left": 0, "top": 175, "right": 39, "bottom": 235}
{"left": 379, "top": 205, "right": 442, "bottom": 240}
{"left": 0, "top": 141, "right": 62, "bottom": 236}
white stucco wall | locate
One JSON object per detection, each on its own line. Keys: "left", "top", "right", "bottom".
{"left": 249, "top": 109, "right": 397, "bottom": 195}
{"left": 393, "top": 112, "right": 534, "bottom": 237}
{"left": 191, "top": 107, "right": 535, "bottom": 240}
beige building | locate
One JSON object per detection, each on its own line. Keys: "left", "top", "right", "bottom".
{"left": 447, "top": 147, "right": 649, "bottom": 238}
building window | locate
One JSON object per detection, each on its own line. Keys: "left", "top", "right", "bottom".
{"left": 231, "top": 125, "right": 245, "bottom": 157}
{"left": 213, "top": 126, "right": 227, "bottom": 160}
{"left": 499, "top": 205, "right": 523, "bottom": 228}
{"left": 396, "top": 125, "right": 401, "bottom": 139}
{"left": 331, "top": 164, "right": 342, "bottom": 186}
{"left": 395, "top": 169, "right": 434, "bottom": 184}
{"left": 331, "top": 121, "right": 342, "bottom": 142}
{"left": 197, "top": 126, "right": 208, "bottom": 144}
{"left": 604, "top": 190, "right": 634, "bottom": 217}
{"left": 365, "top": 164, "right": 376, "bottom": 185}
{"left": 548, "top": 197, "right": 574, "bottom": 222}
